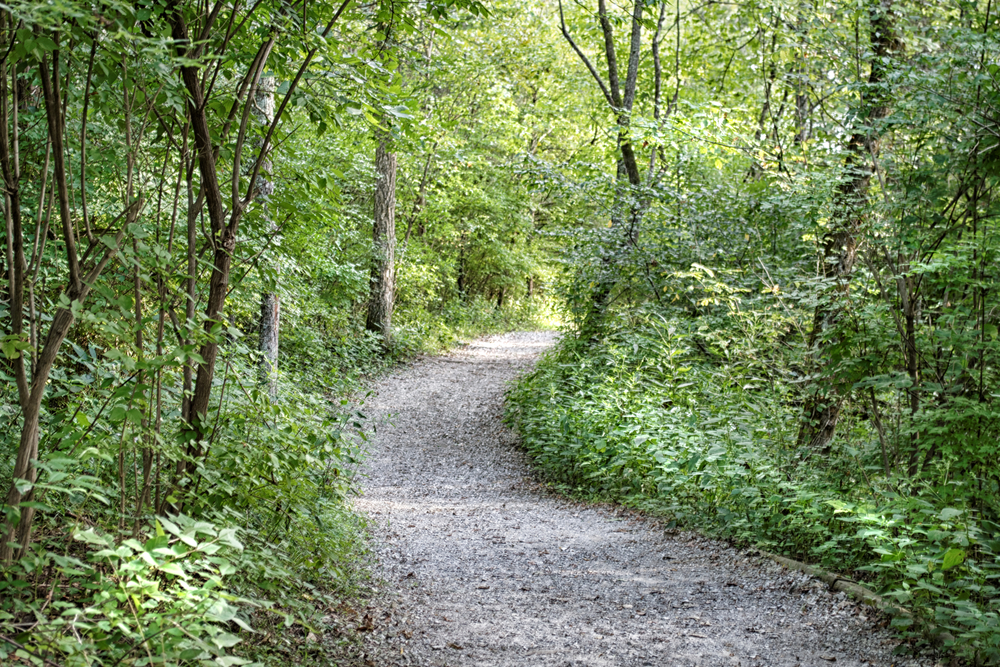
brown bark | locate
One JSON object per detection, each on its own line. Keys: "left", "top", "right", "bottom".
{"left": 0, "top": 43, "right": 28, "bottom": 409}
{"left": 167, "top": 0, "right": 351, "bottom": 483}
{"left": 0, "top": 200, "right": 141, "bottom": 562}
{"left": 0, "top": 37, "right": 145, "bottom": 561}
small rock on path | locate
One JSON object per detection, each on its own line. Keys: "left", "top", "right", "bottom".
{"left": 354, "top": 331, "right": 932, "bottom": 667}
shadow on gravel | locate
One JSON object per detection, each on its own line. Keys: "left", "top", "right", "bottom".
{"left": 337, "top": 332, "right": 935, "bottom": 667}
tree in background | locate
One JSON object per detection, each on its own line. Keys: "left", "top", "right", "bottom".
{"left": 366, "top": 2, "right": 400, "bottom": 349}
{"left": 255, "top": 76, "right": 280, "bottom": 401}
{"left": 796, "top": 0, "right": 903, "bottom": 453}
{"left": 557, "top": 0, "right": 678, "bottom": 332}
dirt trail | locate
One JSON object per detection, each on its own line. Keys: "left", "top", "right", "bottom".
{"left": 352, "top": 331, "right": 932, "bottom": 667}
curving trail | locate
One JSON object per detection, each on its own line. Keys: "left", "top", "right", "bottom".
{"left": 351, "top": 332, "right": 931, "bottom": 667}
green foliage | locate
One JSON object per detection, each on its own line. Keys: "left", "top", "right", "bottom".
{"left": 507, "top": 308, "right": 1000, "bottom": 663}
{"left": 504, "top": 1, "right": 1000, "bottom": 661}
{"left": 1, "top": 0, "right": 569, "bottom": 663}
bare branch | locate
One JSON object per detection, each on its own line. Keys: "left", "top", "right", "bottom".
{"left": 558, "top": 0, "right": 614, "bottom": 107}
{"left": 597, "top": 0, "right": 622, "bottom": 107}
{"left": 621, "top": 0, "right": 643, "bottom": 111}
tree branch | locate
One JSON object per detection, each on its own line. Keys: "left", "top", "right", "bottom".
{"left": 597, "top": 0, "right": 623, "bottom": 107}
{"left": 558, "top": 0, "right": 614, "bottom": 107}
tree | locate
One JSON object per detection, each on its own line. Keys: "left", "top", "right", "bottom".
{"left": 255, "top": 76, "right": 280, "bottom": 401}
{"left": 366, "top": 134, "right": 398, "bottom": 348}
{"left": 797, "top": 0, "right": 903, "bottom": 452}
{"left": 365, "top": 5, "right": 401, "bottom": 349}
{"left": 557, "top": 0, "right": 676, "bottom": 331}
{"left": 0, "top": 5, "right": 145, "bottom": 561}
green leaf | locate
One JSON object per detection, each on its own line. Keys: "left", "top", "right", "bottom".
{"left": 159, "top": 562, "right": 186, "bottom": 577}
{"left": 942, "top": 548, "right": 965, "bottom": 571}
{"left": 215, "top": 657, "right": 250, "bottom": 666}
{"left": 212, "top": 632, "right": 241, "bottom": 649}
{"left": 939, "top": 508, "right": 963, "bottom": 522}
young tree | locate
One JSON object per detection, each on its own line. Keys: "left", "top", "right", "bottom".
{"left": 0, "top": 7, "right": 145, "bottom": 561}
{"left": 797, "top": 0, "right": 903, "bottom": 452}
{"left": 557, "top": 0, "right": 674, "bottom": 331}
{"left": 365, "top": 7, "right": 400, "bottom": 349}
{"left": 255, "top": 76, "right": 280, "bottom": 401}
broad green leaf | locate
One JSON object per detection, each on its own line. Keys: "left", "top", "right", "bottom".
{"left": 942, "top": 549, "right": 965, "bottom": 571}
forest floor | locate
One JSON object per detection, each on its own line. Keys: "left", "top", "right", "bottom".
{"left": 331, "top": 331, "right": 938, "bottom": 667}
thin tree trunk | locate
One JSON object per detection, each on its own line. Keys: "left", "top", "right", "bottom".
{"left": 0, "top": 44, "right": 142, "bottom": 561}
{"left": 405, "top": 146, "right": 435, "bottom": 245}
{"left": 559, "top": 0, "right": 646, "bottom": 334}
{"left": 254, "top": 76, "right": 279, "bottom": 401}
{"left": 366, "top": 133, "right": 397, "bottom": 348}
{"left": 797, "top": 0, "right": 902, "bottom": 452}
{"left": 167, "top": 0, "right": 351, "bottom": 480}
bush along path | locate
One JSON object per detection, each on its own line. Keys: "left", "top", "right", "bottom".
{"left": 349, "top": 332, "right": 934, "bottom": 667}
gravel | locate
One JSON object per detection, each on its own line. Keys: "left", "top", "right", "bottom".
{"left": 345, "top": 331, "right": 938, "bottom": 667}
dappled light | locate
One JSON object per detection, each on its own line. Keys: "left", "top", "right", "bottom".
{"left": 0, "top": 0, "right": 997, "bottom": 663}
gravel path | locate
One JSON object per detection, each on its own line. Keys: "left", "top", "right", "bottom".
{"left": 351, "top": 331, "right": 934, "bottom": 667}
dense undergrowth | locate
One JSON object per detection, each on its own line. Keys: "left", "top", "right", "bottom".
{"left": 0, "top": 294, "right": 555, "bottom": 667}
{"left": 508, "top": 304, "right": 1000, "bottom": 664}
{"left": 0, "top": 0, "right": 570, "bottom": 663}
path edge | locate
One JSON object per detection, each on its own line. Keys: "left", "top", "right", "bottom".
{"left": 758, "top": 549, "right": 956, "bottom": 648}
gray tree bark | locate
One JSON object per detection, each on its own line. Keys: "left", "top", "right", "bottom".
{"left": 366, "top": 134, "right": 397, "bottom": 348}
{"left": 558, "top": 0, "right": 646, "bottom": 333}
{"left": 254, "top": 76, "right": 279, "bottom": 401}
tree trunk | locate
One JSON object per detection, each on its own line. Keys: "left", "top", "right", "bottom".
{"left": 167, "top": 0, "right": 351, "bottom": 490}
{"left": 254, "top": 76, "right": 279, "bottom": 401}
{"left": 797, "top": 0, "right": 902, "bottom": 452}
{"left": 0, "top": 45, "right": 141, "bottom": 562}
{"left": 559, "top": 0, "right": 645, "bottom": 335}
{"left": 365, "top": 134, "right": 397, "bottom": 349}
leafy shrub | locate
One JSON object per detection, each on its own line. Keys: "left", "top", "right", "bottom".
{"left": 507, "top": 307, "right": 1000, "bottom": 663}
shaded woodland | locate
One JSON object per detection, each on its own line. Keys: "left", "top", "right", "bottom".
{"left": 0, "top": 0, "right": 999, "bottom": 663}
